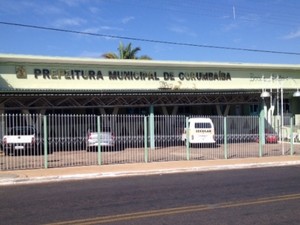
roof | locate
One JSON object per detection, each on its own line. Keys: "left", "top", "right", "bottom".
{"left": 1, "top": 53, "right": 300, "bottom": 71}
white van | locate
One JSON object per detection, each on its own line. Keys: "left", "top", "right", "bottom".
{"left": 182, "top": 118, "right": 215, "bottom": 144}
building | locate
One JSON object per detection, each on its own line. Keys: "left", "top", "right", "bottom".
{"left": 0, "top": 54, "right": 299, "bottom": 121}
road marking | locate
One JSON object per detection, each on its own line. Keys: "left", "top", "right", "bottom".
{"left": 46, "top": 193, "right": 300, "bottom": 225}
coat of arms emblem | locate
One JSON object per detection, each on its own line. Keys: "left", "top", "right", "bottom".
{"left": 15, "top": 66, "right": 27, "bottom": 79}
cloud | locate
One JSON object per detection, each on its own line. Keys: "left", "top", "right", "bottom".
{"left": 169, "top": 25, "right": 187, "bottom": 34}
{"left": 0, "top": 0, "right": 63, "bottom": 15}
{"left": 59, "top": 0, "right": 90, "bottom": 7}
{"left": 239, "top": 13, "right": 260, "bottom": 23}
{"left": 122, "top": 16, "right": 135, "bottom": 24}
{"left": 36, "top": 5, "right": 64, "bottom": 15}
{"left": 77, "top": 27, "right": 122, "bottom": 40}
{"left": 222, "top": 22, "right": 239, "bottom": 32}
{"left": 53, "top": 18, "right": 86, "bottom": 28}
{"left": 82, "top": 26, "right": 122, "bottom": 33}
{"left": 168, "top": 25, "right": 197, "bottom": 37}
{"left": 283, "top": 29, "right": 300, "bottom": 40}
{"left": 89, "top": 6, "right": 100, "bottom": 14}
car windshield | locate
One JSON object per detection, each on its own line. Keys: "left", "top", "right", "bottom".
{"left": 195, "top": 123, "right": 212, "bottom": 129}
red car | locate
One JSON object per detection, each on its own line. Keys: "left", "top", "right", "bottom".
{"left": 253, "top": 129, "right": 278, "bottom": 144}
{"left": 265, "top": 133, "right": 278, "bottom": 143}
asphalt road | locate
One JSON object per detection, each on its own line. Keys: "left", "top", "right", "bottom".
{"left": 1, "top": 166, "right": 300, "bottom": 225}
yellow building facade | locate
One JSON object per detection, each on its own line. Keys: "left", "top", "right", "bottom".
{"left": 0, "top": 54, "right": 299, "bottom": 118}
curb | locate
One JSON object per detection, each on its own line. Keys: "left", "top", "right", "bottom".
{"left": 1, "top": 160, "right": 300, "bottom": 186}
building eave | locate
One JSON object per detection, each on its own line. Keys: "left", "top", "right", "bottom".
{"left": 1, "top": 53, "right": 300, "bottom": 71}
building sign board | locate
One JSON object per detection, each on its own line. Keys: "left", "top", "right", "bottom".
{"left": 32, "top": 68, "right": 231, "bottom": 81}
{"left": 0, "top": 55, "right": 299, "bottom": 91}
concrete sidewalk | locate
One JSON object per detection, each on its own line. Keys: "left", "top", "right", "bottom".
{"left": 1, "top": 155, "right": 300, "bottom": 186}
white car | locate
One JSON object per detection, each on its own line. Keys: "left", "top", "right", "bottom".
{"left": 86, "top": 127, "right": 116, "bottom": 151}
{"left": 182, "top": 118, "right": 215, "bottom": 144}
{"left": 2, "top": 126, "right": 36, "bottom": 155}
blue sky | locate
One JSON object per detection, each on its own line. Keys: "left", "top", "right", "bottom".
{"left": 0, "top": 0, "right": 300, "bottom": 64}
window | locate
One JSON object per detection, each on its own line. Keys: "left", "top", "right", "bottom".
{"left": 195, "top": 123, "right": 212, "bottom": 129}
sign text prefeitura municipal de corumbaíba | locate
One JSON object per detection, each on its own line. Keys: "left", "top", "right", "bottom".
{"left": 32, "top": 68, "right": 232, "bottom": 81}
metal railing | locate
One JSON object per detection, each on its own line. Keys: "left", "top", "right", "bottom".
{"left": 0, "top": 114, "right": 299, "bottom": 171}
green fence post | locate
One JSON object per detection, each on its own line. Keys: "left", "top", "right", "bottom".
{"left": 186, "top": 117, "right": 190, "bottom": 160}
{"left": 149, "top": 105, "right": 155, "bottom": 149}
{"left": 97, "top": 116, "right": 101, "bottom": 165}
{"left": 1, "top": 114, "right": 4, "bottom": 143}
{"left": 290, "top": 117, "right": 294, "bottom": 156}
{"left": 43, "top": 115, "right": 48, "bottom": 169}
{"left": 224, "top": 117, "right": 228, "bottom": 159}
{"left": 259, "top": 113, "right": 264, "bottom": 158}
{"left": 144, "top": 116, "right": 148, "bottom": 163}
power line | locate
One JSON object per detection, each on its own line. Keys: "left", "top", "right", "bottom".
{"left": 1, "top": 21, "right": 300, "bottom": 56}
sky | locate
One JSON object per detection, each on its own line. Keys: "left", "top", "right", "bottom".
{"left": 0, "top": 0, "right": 300, "bottom": 64}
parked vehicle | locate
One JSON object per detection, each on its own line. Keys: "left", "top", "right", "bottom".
{"left": 182, "top": 118, "right": 215, "bottom": 144}
{"left": 265, "top": 133, "right": 278, "bottom": 143}
{"left": 86, "top": 127, "right": 116, "bottom": 151}
{"left": 2, "top": 126, "right": 40, "bottom": 155}
{"left": 252, "top": 128, "right": 279, "bottom": 144}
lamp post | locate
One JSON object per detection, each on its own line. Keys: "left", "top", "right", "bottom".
{"left": 260, "top": 75, "right": 283, "bottom": 154}
{"left": 260, "top": 75, "right": 271, "bottom": 147}
{"left": 260, "top": 90, "right": 270, "bottom": 98}
{"left": 260, "top": 91, "right": 270, "bottom": 146}
{"left": 281, "top": 86, "right": 284, "bottom": 154}
{"left": 278, "top": 76, "right": 299, "bottom": 154}
{"left": 260, "top": 75, "right": 299, "bottom": 152}
{"left": 260, "top": 75, "right": 271, "bottom": 120}
{"left": 293, "top": 89, "right": 300, "bottom": 97}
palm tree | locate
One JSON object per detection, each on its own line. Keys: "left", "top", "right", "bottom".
{"left": 102, "top": 42, "right": 152, "bottom": 60}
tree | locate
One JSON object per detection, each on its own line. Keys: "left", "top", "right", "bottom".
{"left": 102, "top": 42, "right": 152, "bottom": 60}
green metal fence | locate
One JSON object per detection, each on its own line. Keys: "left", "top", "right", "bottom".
{"left": 0, "top": 113, "right": 299, "bottom": 171}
